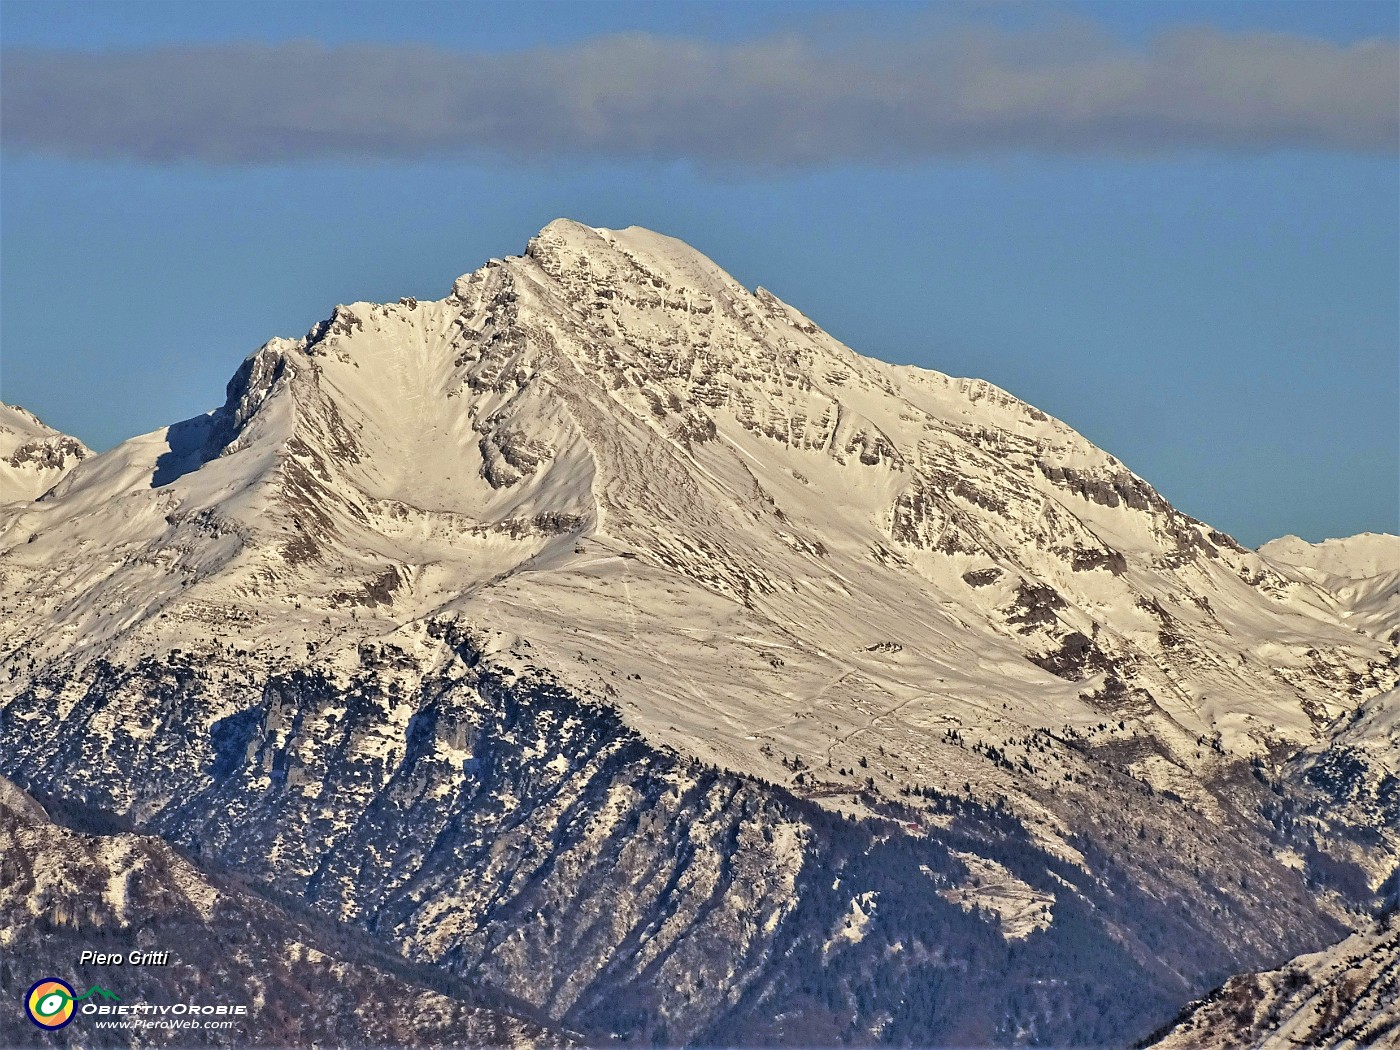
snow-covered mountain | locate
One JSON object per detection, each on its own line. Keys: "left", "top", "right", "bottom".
{"left": 2, "top": 220, "right": 1395, "bottom": 1047}
{"left": 0, "top": 402, "right": 89, "bottom": 504}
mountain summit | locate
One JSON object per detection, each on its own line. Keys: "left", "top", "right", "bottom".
{"left": 2, "top": 221, "right": 1395, "bottom": 1047}
{"left": 5, "top": 220, "right": 1388, "bottom": 770}
{"left": 0, "top": 402, "right": 89, "bottom": 503}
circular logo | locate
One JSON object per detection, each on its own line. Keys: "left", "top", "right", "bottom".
{"left": 25, "top": 979, "right": 76, "bottom": 1030}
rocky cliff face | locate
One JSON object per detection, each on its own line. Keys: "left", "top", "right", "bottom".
{"left": 1, "top": 221, "right": 1395, "bottom": 1046}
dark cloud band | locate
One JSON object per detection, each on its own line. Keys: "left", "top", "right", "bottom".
{"left": 3, "top": 26, "right": 1396, "bottom": 165}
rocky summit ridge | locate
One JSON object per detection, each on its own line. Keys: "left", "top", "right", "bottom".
{"left": 1, "top": 220, "right": 1396, "bottom": 1048}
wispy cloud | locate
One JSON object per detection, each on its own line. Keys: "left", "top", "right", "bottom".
{"left": 3, "top": 24, "right": 1396, "bottom": 166}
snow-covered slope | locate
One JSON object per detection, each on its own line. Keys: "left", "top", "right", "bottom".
{"left": 1259, "top": 533, "right": 1399, "bottom": 645}
{"left": 1144, "top": 910, "right": 1399, "bottom": 1050}
{"left": 1261, "top": 533, "right": 1400, "bottom": 580}
{"left": 2, "top": 220, "right": 1396, "bottom": 1046}
{"left": 0, "top": 401, "right": 89, "bottom": 504}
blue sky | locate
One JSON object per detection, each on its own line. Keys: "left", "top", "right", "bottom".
{"left": 2, "top": 1, "right": 1396, "bottom": 546}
